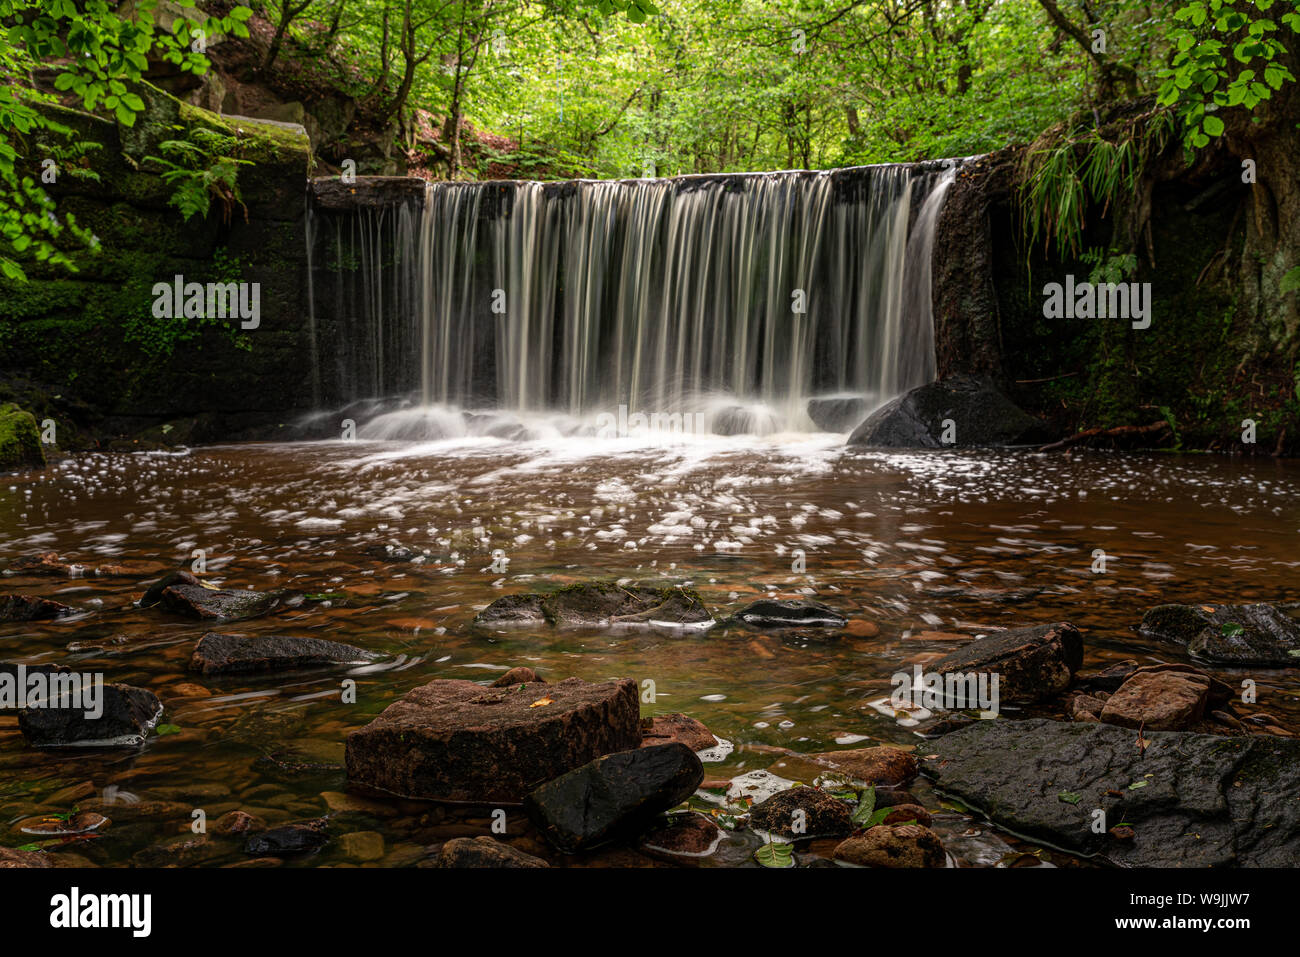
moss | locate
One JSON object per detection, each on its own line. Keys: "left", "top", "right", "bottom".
{"left": 0, "top": 404, "right": 46, "bottom": 471}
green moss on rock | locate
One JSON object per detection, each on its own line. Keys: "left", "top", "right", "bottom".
{"left": 0, "top": 404, "right": 46, "bottom": 471}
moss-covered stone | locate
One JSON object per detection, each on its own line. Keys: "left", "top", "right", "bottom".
{"left": 0, "top": 403, "right": 46, "bottom": 471}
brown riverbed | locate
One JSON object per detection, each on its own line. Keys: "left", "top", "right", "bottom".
{"left": 3, "top": 436, "right": 1298, "bottom": 867}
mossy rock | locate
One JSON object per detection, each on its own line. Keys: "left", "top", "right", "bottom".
{"left": 0, "top": 403, "right": 46, "bottom": 471}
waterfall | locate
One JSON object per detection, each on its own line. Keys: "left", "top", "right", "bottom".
{"left": 306, "top": 162, "right": 957, "bottom": 435}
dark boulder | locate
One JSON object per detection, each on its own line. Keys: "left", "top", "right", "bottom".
{"left": 847, "top": 374, "right": 1047, "bottom": 448}
{"left": 0, "top": 594, "right": 74, "bottom": 622}
{"left": 474, "top": 581, "right": 712, "bottom": 628}
{"left": 346, "top": 676, "right": 642, "bottom": 802}
{"left": 732, "top": 598, "right": 846, "bottom": 630}
{"left": 924, "top": 717, "right": 1300, "bottom": 866}
{"left": 188, "top": 632, "right": 379, "bottom": 675}
{"left": 432, "top": 836, "right": 549, "bottom": 868}
{"left": 18, "top": 683, "right": 162, "bottom": 748}
{"left": 807, "top": 395, "right": 874, "bottom": 432}
{"left": 140, "top": 570, "right": 282, "bottom": 621}
{"left": 524, "top": 743, "right": 705, "bottom": 852}
{"left": 927, "top": 622, "right": 1083, "bottom": 705}
{"left": 748, "top": 786, "right": 854, "bottom": 839}
{"left": 1140, "top": 603, "right": 1300, "bottom": 666}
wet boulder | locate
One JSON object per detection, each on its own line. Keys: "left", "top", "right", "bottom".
{"left": 927, "top": 622, "right": 1083, "bottom": 705}
{"left": 0, "top": 594, "right": 74, "bottom": 622}
{"left": 474, "top": 581, "right": 713, "bottom": 629}
{"left": 18, "top": 683, "right": 162, "bottom": 748}
{"left": 346, "top": 676, "right": 641, "bottom": 802}
{"left": 1140, "top": 603, "right": 1300, "bottom": 666}
{"left": 188, "top": 632, "right": 379, "bottom": 675}
{"left": 833, "top": 824, "right": 947, "bottom": 867}
{"left": 139, "top": 570, "right": 283, "bottom": 622}
{"left": 847, "top": 374, "right": 1047, "bottom": 448}
{"left": 807, "top": 395, "right": 875, "bottom": 432}
{"left": 524, "top": 743, "right": 705, "bottom": 852}
{"left": 924, "top": 717, "right": 1300, "bottom": 866}
{"left": 748, "top": 786, "right": 854, "bottom": 839}
{"left": 432, "top": 836, "right": 549, "bottom": 868}
{"left": 731, "top": 598, "right": 847, "bottom": 630}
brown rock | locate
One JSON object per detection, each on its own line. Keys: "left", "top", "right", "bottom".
{"left": 807, "top": 746, "right": 918, "bottom": 787}
{"left": 1069, "top": 693, "right": 1106, "bottom": 722}
{"left": 640, "top": 713, "right": 717, "bottom": 752}
{"left": 1128, "top": 663, "right": 1233, "bottom": 708}
{"left": 491, "top": 667, "right": 542, "bottom": 687}
{"left": 1100, "top": 671, "right": 1210, "bottom": 731}
{"left": 433, "top": 836, "right": 549, "bottom": 868}
{"left": 345, "top": 676, "right": 641, "bottom": 802}
{"left": 833, "top": 824, "right": 946, "bottom": 868}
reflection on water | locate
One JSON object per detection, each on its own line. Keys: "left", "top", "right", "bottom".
{"left": 2, "top": 436, "right": 1298, "bottom": 867}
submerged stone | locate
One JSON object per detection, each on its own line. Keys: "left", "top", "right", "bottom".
{"left": 345, "top": 676, "right": 641, "bottom": 802}
{"left": 524, "top": 743, "right": 705, "bottom": 852}
{"left": 1140, "top": 602, "right": 1300, "bottom": 666}
{"left": 0, "top": 594, "right": 74, "bottom": 622}
{"left": 639, "top": 713, "right": 717, "bottom": 752}
{"left": 807, "top": 395, "right": 875, "bottom": 432}
{"left": 433, "top": 836, "right": 549, "bottom": 868}
{"left": 847, "top": 374, "right": 1048, "bottom": 448}
{"left": 474, "top": 581, "right": 712, "bottom": 628}
{"left": 924, "top": 717, "right": 1300, "bottom": 866}
{"left": 188, "top": 632, "right": 379, "bottom": 675}
{"left": 18, "top": 683, "right": 162, "bottom": 748}
{"left": 244, "top": 818, "right": 329, "bottom": 857}
{"left": 732, "top": 598, "right": 847, "bottom": 629}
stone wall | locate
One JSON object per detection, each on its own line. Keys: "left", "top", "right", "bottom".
{"left": 0, "top": 83, "right": 314, "bottom": 448}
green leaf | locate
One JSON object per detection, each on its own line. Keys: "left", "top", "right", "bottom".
{"left": 753, "top": 840, "right": 794, "bottom": 868}
{"left": 1059, "top": 791, "right": 1081, "bottom": 805}
{"left": 1220, "top": 622, "right": 1244, "bottom": 637}
{"left": 155, "top": 723, "right": 182, "bottom": 736}
{"left": 850, "top": 786, "right": 877, "bottom": 824}
{"left": 1202, "top": 114, "right": 1225, "bottom": 136}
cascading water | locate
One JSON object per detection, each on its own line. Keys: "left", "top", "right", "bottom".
{"left": 306, "top": 162, "right": 957, "bottom": 438}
